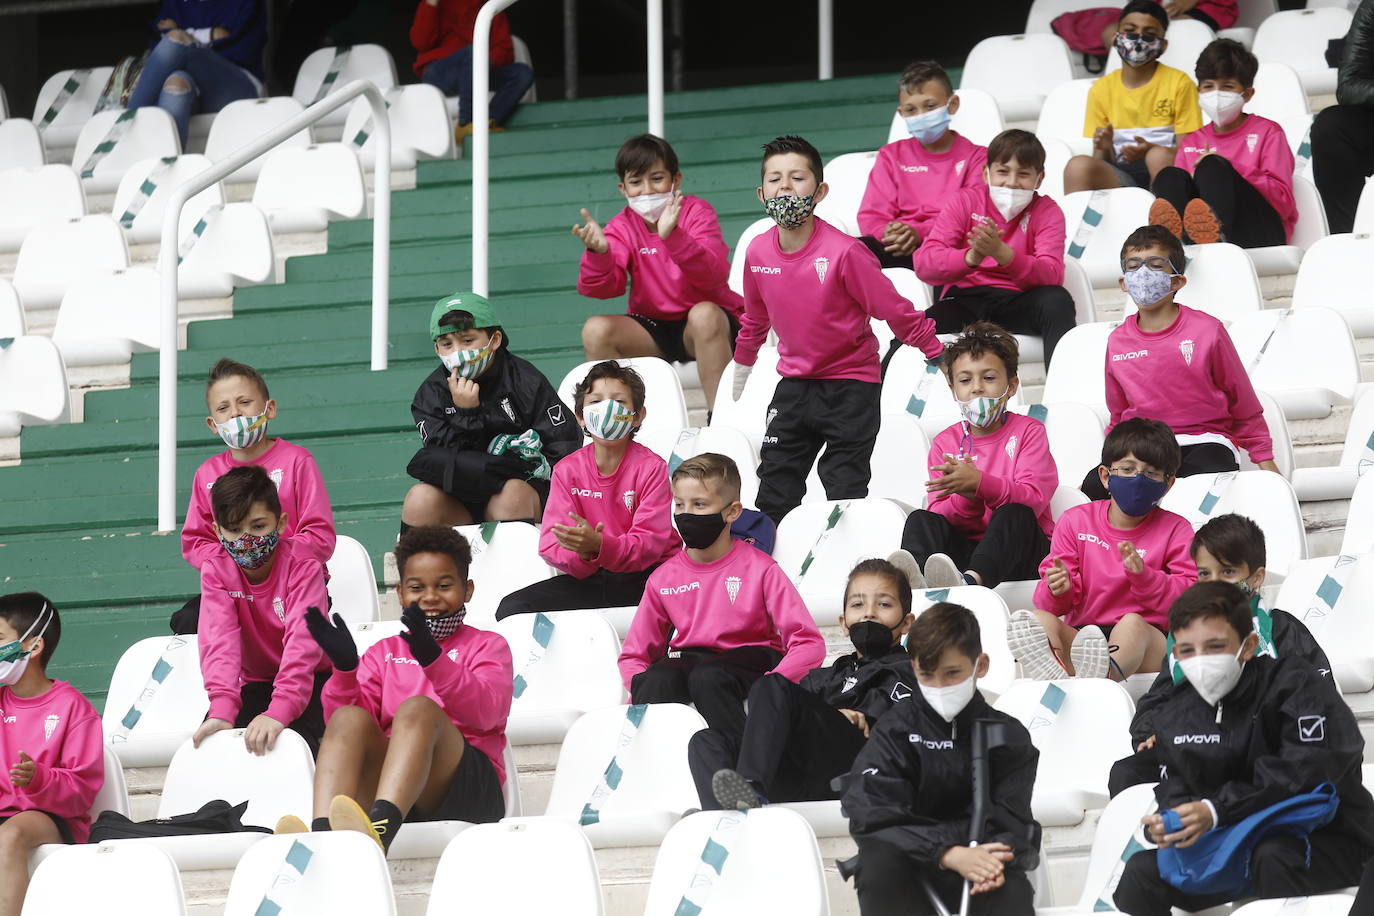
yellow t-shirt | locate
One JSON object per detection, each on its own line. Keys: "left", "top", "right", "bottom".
{"left": 1083, "top": 64, "right": 1203, "bottom": 163}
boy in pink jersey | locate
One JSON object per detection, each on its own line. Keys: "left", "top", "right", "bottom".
{"left": 620, "top": 453, "right": 824, "bottom": 746}
{"left": 736, "top": 135, "right": 943, "bottom": 525}
{"left": 574, "top": 134, "right": 744, "bottom": 409}
{"left": 889, "top": 323, "right": 1057, "bottom": 591}
{"left": 495, "top": 361, "right": 679, "bottom": 618}
{"left": 1011, "top": 418, "right": 1196, "bottom": 681}
{"left": 857, "top": 60, "right": 988, "bottom": 270}
{"left": 0, "top": 593, "right": 102, "bottom": 916}
{"left": 916, "top": 130, "right": 1076, "bottom": 366}
{"left": 176, "top": 358, "right": 336, "bottom": 635}
{"left": 1081, "top": 225, "right": 1276, "bottom": 499}
{"left": 289, "top": 526, "right": 512, "bottom": 852}
{"left": 194, "top": 466, "right": 330, "bottom": 755}
{"left": 1149, "top": 40, "right": 1296, "bottom": 248}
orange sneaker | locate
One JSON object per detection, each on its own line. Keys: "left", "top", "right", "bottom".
{"left": 1183, "top": 198, "right": 1224, "bottom": 244}
{"left": 1148, "top": 198, "right": 1183, "bottom": 240}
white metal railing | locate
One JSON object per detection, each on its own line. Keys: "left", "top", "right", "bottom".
{"left": 156, "top": 78, "right": 392, "bottom": 531}
{"left": 472, "top": 0, "right": 522, "bottom": 296}
{"left": 647, "top": 0, "right": 664, "bottom": 136}
{"left": 818, "top": 0, "right": 833, "bottom": 80}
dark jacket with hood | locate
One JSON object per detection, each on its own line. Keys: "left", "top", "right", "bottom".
{"left": 799, "top": 644, "right": 916, "bottom": 726}
{"left": 1338, "top": 0, "right": 1374, "bottom": 108}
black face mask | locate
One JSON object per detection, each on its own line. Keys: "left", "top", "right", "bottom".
{"left": 849, "top": 619, "right": 896, "bottom": 657}
{"left": 674, "top": 511, "right": 729, "bottom": 550}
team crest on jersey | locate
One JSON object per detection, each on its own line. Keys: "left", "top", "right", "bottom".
{"left": 623, "top": 490, "right": 636, "bottom": 511}
{"left": 1246, "top": 133, "right": 1258, "bottom": 154}
{"left": 725, "top": 576, "right": 741, "bottom": 604}
{"left": 269, "top": 468, "right": 284, "bottom": 487}
{"left": 766, "top": 408, "right": 778, "bottom": 428}
{"left": 1005, "top": 435, "right": 1018, "bottom": 459}
{"left": 842, "top": 675, "right": 858, "bottom": 693}
{"left": 44, "top": 714, "right": 59, "bottom": 741}
{"left": 448, "top": 648, "right": 461, "bottom": 663}
{"left": 954, "top": 159, "right": 966, "bottom": 176}
{"left": 814, "top": 257, "right": 829, "bottom": 283}
{"left": 273, "top": 597, "right": 285, "bottom": 621}
{"left": 1180, "top": 339, "right": 1195, "bottom": 365}
{"left": 500, "top": 398, "right": 517, "bottom": 424}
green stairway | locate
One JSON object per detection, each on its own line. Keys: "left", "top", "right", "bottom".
{"left": 0, "top": 72, "right": 916, "bottom": 709}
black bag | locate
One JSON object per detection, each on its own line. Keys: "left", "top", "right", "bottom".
{"left": 88, "top": 799, "right": 270, "bottom": 842}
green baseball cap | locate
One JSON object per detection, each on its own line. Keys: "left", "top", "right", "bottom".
{"left": 430, "top": 291, "right": 501, "bottom": 340}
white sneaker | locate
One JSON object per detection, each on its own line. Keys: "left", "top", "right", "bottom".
{"left": 922, "top": 553, "right": 963, "bottom": 589}
{"left": 1006, "top": 610, "right": 1071, "bottom": 680}
{"left": 1070, "top": 625, "right": 1110, "bottom": 679}
{"left": 886, "top": 550, "right": 925, "bottom": 590}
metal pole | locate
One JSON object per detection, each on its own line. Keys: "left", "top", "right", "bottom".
{"left": 818, "top": 0, "right": 834, "bottom": 80}
{"left": 473, "top": 0, "right": 521, "bottom": 298}
{"left": 669, "top": 0, "right": 684, "bottom": 93}
{"left": 157, "top": 79, "right": 390, "bottom": 531}
{"left": 563, "top": 0, "right": 578, "bottom": 100}
{"left": 647, "top": 0, "right": 664, "bottom": 136}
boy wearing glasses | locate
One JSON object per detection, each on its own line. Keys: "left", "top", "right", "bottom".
{"left": 1008, "top": 418, "right": 1197, "bottom": 681}
{"left": 1081, "top": 225, "right": 1276, "bottom": 500}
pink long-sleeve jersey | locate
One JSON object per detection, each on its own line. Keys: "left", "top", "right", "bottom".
{"left": 618, "top": 540, "right": 826, "bottom": 688}
{"left": 323, "top": 626, "right": 513, "bottom": 784}
{"left": 735, "top": 218, "right": 942, "bottom": 382}
{"left": 856, "top": 133, "right": 988, "bottom": 242}
{"left": 915, "top": 185, "right": 1067, "bottom": 293}
{"left": 0, "top": 681, "right": 103, "bottom": 842}
{"left": 927, "top": 412, "right": 1057, "bottom": 539}
{"left": 182, "top": 438, "right": 337, "bottom": 570}
{"left": 1175, "top": 114, "right": 1296, "bottom": 241}
{"left": 539, "top": 440, "right": 680, "bottom": 577}
{"left": 1105, "top": 305, "right": 1273, "bottom": 464}
{"left": 199, "top": 538, "right": 329, "bottom": 725}
{"left": 1033, "top": 500, "right": 1197, "bottom": 630}
{"left": 577, "top": 195, "right": 744, "bottom": 321}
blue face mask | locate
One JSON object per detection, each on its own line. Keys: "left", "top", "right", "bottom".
{"left": 904, "top": 105, "right": 952, "bottom": 145}
{"left": 1107, "top": 473, "right": 1169, "bottom": 517}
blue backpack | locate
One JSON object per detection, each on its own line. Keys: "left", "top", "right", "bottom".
{"left": 1157, "top": 783, "right": 1341, "bottom": 897}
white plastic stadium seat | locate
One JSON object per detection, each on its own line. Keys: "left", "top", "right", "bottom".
{"left": 643, "top": 808, "right": 828, "bottom": 916}
{"left": 773, "top": 498, "right": 908, "bottom": 627}
{"left": 1159, "top": 470, "right": 1307, "bottom": 577}
{"left": 27, "top": 744, "right": 131, "bottom": 872}
{"left": 0, "top": 336, "right": 70, "bottom": 437}
{"left": 0, "top": 280, "right": 24, "bottom": 339}
{"left": 512, "top": 35, "right": 538, "bottom": 104}
{"left": 1038, "top": 137, "right": 1074, "bottom": 207}
{"left": 343, "top": 83, "right": 454, "bottom": 171}
{"left": 1230, "top": 896, "right": 1357, "bottom": 915}
{"left": 1291, "top": 234, "right": 1374, "bottom": 335}
{"left": 1227, "top": 306, "right": 1359, "bottom": 420}
{"left": 1035, "top": 79, "right": 1096, "bottom": 157}
{"left": 993, "top": 678, "right": 1135, "bottom": 827}
{"left": 814, "top": 151, "right": 876, "bottom": 237}
{"left": 1356, "top": 177, "right": 1374, "bottom": 235}
{"left": 178, "top": 202, "right": 277, "bottom": 299}
{"left": 912, "top": 585, "right": 1016, "bottom": 697}
{"left": 710, "top": 349, "right": 782, "bottom": 456}
{"left": 1248, "top": 62, "right": 1315, "bottom": 158}
{"left": 1236, "top": 390, "right": 1295, "bottom": 480}
{"left": 292, "top": 44, "right": 399, "bottom": 130}
{"left": 325, "top": 534, "right": 382, "bottom": 625}
{"left": 52, "top": 267, "right": 161, "bottom": 367}
{"left": 1249, "top": 173, "right": 1329, "bottom": 278}
{"left": 1060, "top": 187, "right": 1156, "bottom": 287}
{"left": 885, "top": 87, "right": 1007, "bottom": 148}
{"left": 1020, "top": 401, "right": 1104, "bottom": 488}
{"left": 495, "top": 610, "right": 625, "bottom": 745}
{"left": 727, "top": 216, "right": 775, "bottom": 297}
{"left": 880, "top": 342, "right": 1029, "bottom": 439}
{"left": 159, "top": 728, "right": 314, "bottom": 829}
{"left": 251, "top": 143, "right": 366, "bottom": 233}
{"left": 961, "top": 34, "right": 1075, "bottom": 122}
{"left": 30, "top": 66, "right": 115, "bottom": 153}
{"left": 453, "top": 521, "right": 555, "bottom": 628}
{"left": 1277, "top": 553, "right": 1374, "bottom": 694}
{"left": 1340, "top": 473, "right": 1374, "bottom": 556}
{"left": 803, "top": 410, "right": 932, "bottom": 509}
{"left": 0, "top": 164, "right": 85, "bottom": 252}
{"left": 1292, "top": 388, "right": 1374, "bottom": 501}
{"left": 1050, "top": 483, "right": 1090, "bottom": 521}
{"left": 1036, "top": 782, "right": 1161, "bottom": 914}
{"left": 223, "top": 832, "right": 395, "bottom": 916}
{"left": 556, "top": 356, "right": 689, "bottom": 461}
{"left": 1107, "top": 17, "right": 1215, "bottom": 76}
{"left": 109, "top": 153, "right": 222, "bottom": 244}
{"left": 70, "top": 107, "right": 181, "bottom": 193}
{"left": 668, "top": 425, "right": 762, "bottom": 505}
{"left": 22, "top": 843, "right": 186, "bottom": 915}
{"left": 1039, "top": 321, "right": 1115, "bottom": 422}
{"left": 1253, "top": 8, "right": 1352, "bottom": 95}
{"left": 205, "top": 97, "right": 311, "bottom": 183}
{"left": 101, "top": 634, "right": 209, "bottom": 768}
{"left": 1119, "top": 242, "right": 1261, "bottom": 323}
{"left": 428, "top": 818, "right": 603, "bottom": 916}
{"left": 543, "top": 703, "right": 706, "bottom": 847}
{"left": 13, "top": 214, "right": 128, "bottom": 309}
{"left": 0, "top": 118, "right": 44, "bottom": 170}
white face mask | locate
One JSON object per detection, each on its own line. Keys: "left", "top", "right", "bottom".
{"left": 987, "top": 185, "right": 1034, "bottom": 222}
{"left": 1178, "top": 644, "right": 1246, "bottom": 707}
{"left": 0, "top": 604, "right": 52, "bottom": 688}
{"left": 628, "top": 191, "right": 672, "bottom": 222}
{"left": 1199, "top": 90, "right": 1245, "bottom": 127}
{"left": 920, "top": 673, "right": 977, "bottom": 722}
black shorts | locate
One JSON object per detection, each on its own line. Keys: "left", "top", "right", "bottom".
{"left": 237, "top": 670, "right": 330, "bottom": 755}
{"left": 412, "top": 745, "right": 505, "bottom": 825}
{"left": 1, "top": 810, "right": 75, "bottom": 844}
{"left": 628, "top": 310, "right": 741, "bottom": 364}
{"left": 1108, "top": 157, "right": 1152, "bottom": 190}
{"left": 458, "top": 477, "right": 551, "bottom": 522}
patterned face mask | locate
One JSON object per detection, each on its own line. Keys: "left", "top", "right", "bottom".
{"left": 1115, "top": 31, "right": 1164, "bottom": 67}
{"left": 426, "top": 606, "right": 466, "bottom": 641}
{"left": 762, "top": 193, "right": 816, "bottom": 230}
{"left": 1122, "top": 264, "right": 1177, "bottom": 307}
{"left": 440, "top": 339, "right": 495, "bottom": 380}
{"left": 215, "top": 410, "right": 269, "bottom": 450}
{"left": 219, "top": 529, "right": 281, "bottom": 569}
{"left": 582, "top": 399, "right": 636, "bottom": 441}
{"left": 957, "top": 389, "right": 1010, "bottom": 428}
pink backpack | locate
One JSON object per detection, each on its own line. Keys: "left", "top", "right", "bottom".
{"left": 1051, "top": 7, "right": 1122, "bottom": 73}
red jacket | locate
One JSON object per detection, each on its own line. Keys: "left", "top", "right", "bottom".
{"left": 410, "top": 0, "right": 514, "bottom": 76}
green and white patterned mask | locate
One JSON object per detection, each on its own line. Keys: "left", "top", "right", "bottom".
{"left": 957, "top": 389, "right": 1009, "bottom": 429}
{"left": 215, "top": 410, "right": 269, "bottom": 450}
{"left": 582, "top": 399, "right": 636, "bottom": 441}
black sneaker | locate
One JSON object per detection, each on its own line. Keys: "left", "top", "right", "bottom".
{"left": 712, "top": 769, "right": 765, "bottom": 811}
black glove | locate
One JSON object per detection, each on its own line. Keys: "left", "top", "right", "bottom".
{"left": 305, "top": 606, "right": 359, "bottom": 671}
{"left": 400, "top": 602, "right": 442, "bottom": 667}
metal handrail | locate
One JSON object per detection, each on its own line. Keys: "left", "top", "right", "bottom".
{"left": 472, "top": 0, "right": 522, "bottom": 297}
{"left": 156, "top": 77, "right": 392, "bottom": 531}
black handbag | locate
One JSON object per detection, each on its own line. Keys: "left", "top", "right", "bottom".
{"left": 88, "top": 799, "right": 270, "bottom": 842}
